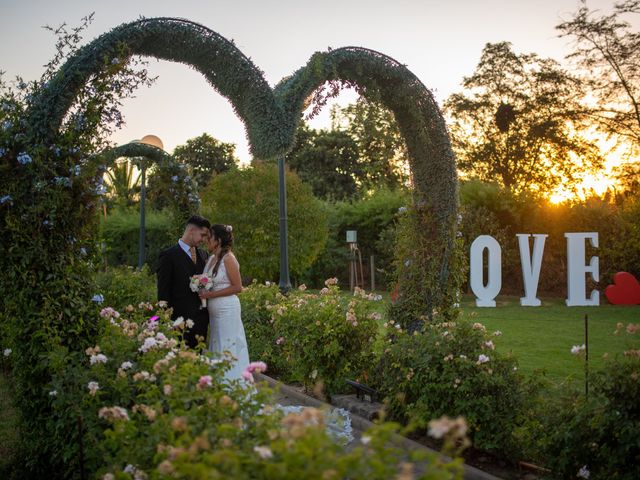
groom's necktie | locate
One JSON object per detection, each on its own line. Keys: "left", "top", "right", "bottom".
{"left": 189, "top": 247, "right": 197, "bottom": 264}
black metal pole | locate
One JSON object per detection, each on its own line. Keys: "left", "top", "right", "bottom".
{"left": 138, "top": 162, "right": 146, "bottom": 270}
{"left": 277, "top": 155, "right": 291, "bottom": 293}
{"left": 585, "top": 314, "right": 589, "bottom": 399}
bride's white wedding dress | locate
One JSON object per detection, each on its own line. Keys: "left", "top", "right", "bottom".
{"left": 205, "top": 255, "right": 250, "bottom": 381}
{"left": 204, "top": 254, "right": 353, "bottom": 443}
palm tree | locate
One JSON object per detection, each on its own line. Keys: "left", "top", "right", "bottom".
{"left": 104, "top": 157, "right": 142, "bottom": 208}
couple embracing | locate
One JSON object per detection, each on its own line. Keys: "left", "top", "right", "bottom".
{"left": 156, "top": 215, "right": 250, "bottom": 380}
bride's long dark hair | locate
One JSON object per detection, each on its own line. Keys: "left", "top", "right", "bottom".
{"left": 210, "top": 224, "right": 234, "bottom": 277}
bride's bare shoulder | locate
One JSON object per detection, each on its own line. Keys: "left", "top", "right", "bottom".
{"left": 224, "top": 251, "right": 239, "bottom": 266}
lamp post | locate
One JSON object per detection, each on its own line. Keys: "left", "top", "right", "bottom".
{"left": 277, "top": 154, "right": 291, "bottom": 292}
{"left": 136, "top": 134, "right": 164, "bottom": 270}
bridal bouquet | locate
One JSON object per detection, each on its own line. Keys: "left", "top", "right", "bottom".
{"left": 190, "top": 273, "right": 214, "bottom": 308}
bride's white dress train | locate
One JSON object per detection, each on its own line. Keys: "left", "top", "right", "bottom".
{"left": 205, "top": 255, "right": 353, "bottom": 443}
{"left": 205, "top": 256, "right": 250, "bottom": 381}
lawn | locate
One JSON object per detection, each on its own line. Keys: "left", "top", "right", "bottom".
{"left": 459, "top": 295, "right": 639, "bottom": 383}
{"left": 366, "top": 291, "right": 639, "bottom": 384}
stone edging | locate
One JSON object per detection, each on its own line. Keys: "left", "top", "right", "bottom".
{"left": 255, "top": 373, "right": 501, "bottom": 480}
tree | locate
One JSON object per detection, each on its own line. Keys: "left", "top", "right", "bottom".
{"left": 444, "top": 42, "right": 604, "bottom": 195}
{"left": 557, "top": 1, "right": 640, "bottom": 161}
{"left": 146, "top": 133, "right": 237, "bottom": 210}
{"left": 173, "top": 133, "right": 238, "bottom": 189}
{"left": 104, "top": 158, "right": 141, "bottom": 208}
{"left": 285, "top": 123, "right": 362, "bottom": 200}
{"left": 199, "top": 162, "right": 328, "bottom": 282}
{"left": 333, "top": 98, "right": 410, "bottom": 189}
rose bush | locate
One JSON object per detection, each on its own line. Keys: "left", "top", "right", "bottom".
{"left": 374, "top": 317, "right": 533, "bottom": 456}
{"left": 241, "top": 280, "right": 382, "bottom": 396}
{"left": 41, "top": 299, "right": 462, "bottom": 480}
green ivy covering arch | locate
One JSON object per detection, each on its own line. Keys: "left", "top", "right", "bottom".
{"left": 25, "top": 17, "right": 460, "bottom": 323}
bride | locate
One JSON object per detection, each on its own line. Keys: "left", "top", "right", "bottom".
{"left": 198, "top": 223, "right": 354, "bottom": 443}
{"left": 198, "top": 223, "right": 250, "bottom": 381}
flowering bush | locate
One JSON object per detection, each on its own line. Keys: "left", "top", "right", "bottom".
{"left": 241, "top": 281, "right": 381, "bottom": 395}
{"left": 94, "top": 266, "right": 157, "bottom": 309}
{"left": 520, "top": 325, "right": 640, "bottom": 479}
{"left": 41, "top": 299, "right": 462, "bottom": 479}
{"left": 374, "top": 319, "right": 532, "bottom": 456}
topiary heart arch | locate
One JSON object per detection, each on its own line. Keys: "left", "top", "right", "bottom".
{"left": 26, "top": 16, "right": 460, "bottom": 323}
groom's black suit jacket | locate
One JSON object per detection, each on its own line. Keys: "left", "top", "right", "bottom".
{"left": 157, "top": 244, "right": 209, "bottom": 348}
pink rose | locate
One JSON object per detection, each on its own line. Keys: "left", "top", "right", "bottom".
{"left": 198, "top": 375, "right": 212, "bottom": 388}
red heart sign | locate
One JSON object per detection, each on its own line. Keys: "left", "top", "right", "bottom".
{"left": 605, "top": 272, "right": 640, "bottom": 305}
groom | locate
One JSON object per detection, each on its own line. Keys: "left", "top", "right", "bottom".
{"left": 157, "top": 215, "right": 211, "bottom": 348}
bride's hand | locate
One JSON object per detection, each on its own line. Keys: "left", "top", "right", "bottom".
{"left": 199, "top": 291, "right": 213, "bottom": 299}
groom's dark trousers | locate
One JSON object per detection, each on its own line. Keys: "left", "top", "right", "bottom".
{"left": 157, "top": 244, "right": 210, "bottom": 348}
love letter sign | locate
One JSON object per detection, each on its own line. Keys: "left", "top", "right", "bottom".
{"left": 470, "top": 232, "right": 599, "bottom": 307}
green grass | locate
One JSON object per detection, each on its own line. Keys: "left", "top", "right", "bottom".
{"left": 362, "top": 291, "right": 639, "bottom": 385}
{"left": 459, "top": 295, "right": 639, "bottom": 383}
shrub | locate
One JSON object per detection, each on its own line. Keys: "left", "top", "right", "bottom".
{"left": 100, "top": 208, "right": 178, "bottom": 271}
{"left": 374, "top": 318, "right": 531, "bottom": 456}
{"left": 43, "top": 299, "right": 462, "bottom": 480}
{"left": 241, "top": 281, "right": 382, "bottom": 395}
{"left": 521, "top": 327, "right": 640, "bottom": 479}
{"left": 200, "top": 163, "right": 328, "bottom": 282}
{"left": 303, "top": 188, "right": 409, "bottom": 289}
{"left": 94, "top": 266, "right": 157, "bottom": 308}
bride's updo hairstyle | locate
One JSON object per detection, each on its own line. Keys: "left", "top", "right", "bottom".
{"left": 210, "top": 224, "right": 234, "bottom": 277}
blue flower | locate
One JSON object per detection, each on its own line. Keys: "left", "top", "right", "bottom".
{"left": 171, "top": 175, "right": 179, "bottom": 182}
{"left": 92, "top": 294, "right": 105, "bottom": 304}
{"left": 70, "top": 165, "right": 81, "bottom": 176}
{"left": 0, "top": 148, "right": 6, "bottom": 157}
{"left": 17, "top": 152, "right": 32, "bottom": 165}
{"left": 80, "top": 247, "right": 87, "bottom": 256}
{"left": 94, "top": 183, "right": 107, "bottom": 196}
{"left": 54, "top": 176, "right": 72, "bottom": 187}
{"left": 17, "top": 81, "right": 27, "bottom": 90}
{"left": 42, "top": 220, "right": 53, "bottom": 228}
{"left": 2, "top": 120, "right": 12, "bottom": 131}
{"left": 1, "top": 195, "right": 13, "bottom": 205}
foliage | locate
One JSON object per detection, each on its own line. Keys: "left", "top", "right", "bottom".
{"left": 445, "top": 41, "right": 603, "bottom": 195}
{"left": 303, "top": 188, "right": 410, "bottom": 289}
{"left": 240, "top": 281, "right": 382, "bottom": 395}
{"left": 557, "top": 1, "right": 640, "bottom": 165}
{"left": 94, "top": 266, "right": 157, "bottom": 309}
{"left": 332, "top": 96, "right": 410, "bottom": 189}
{"left": 374, "top": 319, "right": 532, "bottom": 457}
{"left": 200, "top": 162, "right": 328, "bottom": 282}
{"left": 519, "top": 325, "right": 640, "bottom": 479}
{"left": 285, "top": 123, "right": 362, "bottom": 200}
{"left": 100, "top": 141, "right": 199, "bottom": 217}
{"left": 387, "top": 204, "right": 466, "bottom": 330}
{"left": 43, "top": 301, "right": 462, "bottom": 480}
{"left": 100, "top": 207, "right": 178, "bottom": 271}
{"left": 173, "top": 132, "right": 238, "bottom": 190}
{"left": 104, "top": 158, "right": 141, "bottom": 208}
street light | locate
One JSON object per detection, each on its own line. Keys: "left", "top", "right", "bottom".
{"left": 136, "top": 134, "right": 164, "bottom": 270}
{"left": 277, "top": 155, "right": 291, "bottom": 293}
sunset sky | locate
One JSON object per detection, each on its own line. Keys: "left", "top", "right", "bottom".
{"left": 0, "top": 0, "right": 632, "bottom": 197}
